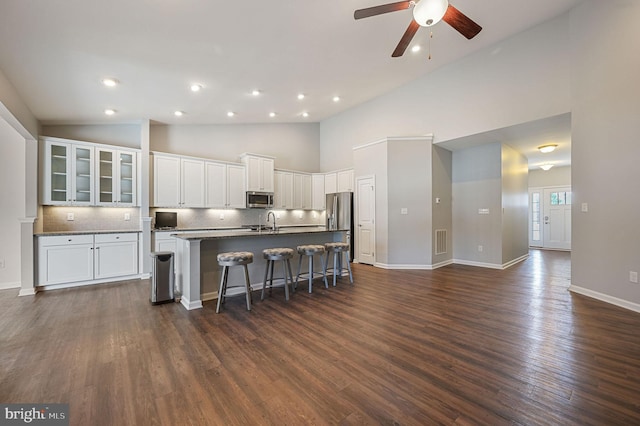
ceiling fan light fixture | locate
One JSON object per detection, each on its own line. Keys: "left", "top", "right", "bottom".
{"left": 538, "top": 144, "right": 558, "bottom": 153}
{"left": 412, "top": 0, "right": 449, "bottom": 27}
{"left": 540, "top": 164, "right": 553, "bottom": 171}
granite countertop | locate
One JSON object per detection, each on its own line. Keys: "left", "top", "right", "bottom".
{"left": 153, "top": 224, "right": 326, "bottom": 233}
{"left": 35, "top": 230, "right": 142, "bottom": 237}
{"left": 172, "top": 227, "right": 345, "bottom": 241}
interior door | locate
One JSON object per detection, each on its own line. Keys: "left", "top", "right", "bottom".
{"left": 543, "top": 187, "right": 572, "bottom": 250}
{"left": 356, "top": 176, "right": 375, "bottom": 265}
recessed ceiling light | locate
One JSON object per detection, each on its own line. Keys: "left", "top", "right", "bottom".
{"left": 174, "top": 110, "right": 184, "bottom": 117}
{"left": 252, "top": 89, "right": 261, "bottom": 96}
{"left": 540, "top": 164, "right": 553, "bottom": 171}
{"left": 332, "top": 96, "right": 341, "bottom": 102}
{"left": 301, "top": 112, "right": 309, "bottom": 118}
{"left": 190, "top": 84, "right": 202, "bottom": 92}
{"left": 227, "top": 111, "right": 235, "bottom": 117}
{"left": 269, "top": 112, "right": 276, "bottom": 118}
{"left": 297, "top": 93, "right": 305, "bottom": 100}
{"left": 104, "top": 108, "right": 116, "bottom": 116}
{"left": 411, "top": 45, "right": 421, "bottom": 53}
{"left": 102, "top": 78, "right": 118, "bottom": 87}
{"left": 538, "top": 144, "right": 558, "bottom": 153}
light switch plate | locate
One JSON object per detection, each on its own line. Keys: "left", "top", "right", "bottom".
{"left": 66, "top": 213, "right": 74, "bottom": 221}
{"left": 478, "top": 208, "right": 490, "bottom": 215}
{"left": 124, "top": 213, "right": 131, "bottom": 221}
{"left": 581, "top": 203, "right": 588, "bottom": 212}
{"left": 400, "top": 208, "right": 408, "bottom": 215}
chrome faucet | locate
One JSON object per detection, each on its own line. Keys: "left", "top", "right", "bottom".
{"left": 266, "top": 211, "right": 277, "bottom": 231}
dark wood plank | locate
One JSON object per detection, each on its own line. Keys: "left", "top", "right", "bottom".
{"left": 1, "top": 250, "right": 639, "bottom": 425}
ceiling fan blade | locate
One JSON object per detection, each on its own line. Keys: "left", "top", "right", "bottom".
{"left": 354, "top": 1, "right": 412, "bottom": 20}
{"left": 392, "top": 20, "right": 420, "bottom": 57}
{"left": 442, "top": 4, "right": 482, "bottom": 39}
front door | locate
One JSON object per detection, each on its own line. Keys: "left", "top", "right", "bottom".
{"left": 356, "top": 176, "right": 375, "bottom": 265}
{"left": 542, "top": 187, "right": 572, "bottom": 250}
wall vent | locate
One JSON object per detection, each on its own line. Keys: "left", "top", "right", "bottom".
{"left": 435, "top": 229, "right": 447, "bottom": 255}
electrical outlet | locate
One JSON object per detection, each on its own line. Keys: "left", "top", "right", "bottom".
{"left": 298, "top": 212, "right": 303, "bottom": 219}
{"left": 66, "top": 213, "right": 74, "bottom": 221}
{"left": 124, "top": 213, "right": 131, "bottom": 221}
{"left": 478, "top": 245, "right": 483, "bottom": 252}
{"left": 276, "top": 213, "right": 280, "bottom": 219}
{"left": 630, "top": 271, "right": 638, "bottom": 284}
{"left": 219, "top": 213, "right": 224, "bottom": 220}
{"left": 0, "top": 259, "right": 5, "bottom": 269}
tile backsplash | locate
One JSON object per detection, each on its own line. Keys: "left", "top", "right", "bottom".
{"left": 40, "top": 206, "right": 325, "bottom": 232}
{"left": 42, "top": 206, "right": 141, "bottom": 232}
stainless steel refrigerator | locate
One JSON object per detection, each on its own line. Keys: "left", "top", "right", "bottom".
{"left": 326, "top": 192, "right": 354, "bottom": 261}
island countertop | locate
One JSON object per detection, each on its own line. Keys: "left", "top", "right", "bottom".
{"left": 172, "top": 227, "right": 345, "bottom": 240}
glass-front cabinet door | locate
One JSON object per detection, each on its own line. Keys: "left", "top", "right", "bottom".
{"left": 45, "top": 140, "right": 94, "bottom": 205}
{"left": 96, "top": 148, "right": 137, "bottom": 206}
{"left": 118, "top": 151, "right": 136, "bottom": 206}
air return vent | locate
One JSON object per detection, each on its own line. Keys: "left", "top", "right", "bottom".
{"left": 435, "top": 229, "right": 447, "bottom": 255}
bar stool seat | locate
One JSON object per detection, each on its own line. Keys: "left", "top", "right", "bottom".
{"left": 295, "top": 244, "right": 328, "bottom": 293}
{"left": 216, "top": 251, "right": 254, "bottom": 313}
{"left": 324, "top": 242, "right": 353, "bottom": 287}
{"left": 261, "top": 247, "right": 295, "bottom": 301}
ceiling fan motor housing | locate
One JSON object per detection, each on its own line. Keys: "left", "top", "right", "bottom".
{"left": 413, "top": 0, "right": 449, "bottom": 27}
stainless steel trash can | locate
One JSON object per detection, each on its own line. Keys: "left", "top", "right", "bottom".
{"left": 150, "top": 251, "right": 174, "bottom": 305}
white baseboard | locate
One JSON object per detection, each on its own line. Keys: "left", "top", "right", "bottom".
{"left": 0, "top": 281, "right": 20, "bottom": 290}
{"left": 375, "top": 262, "right": 435, "bottom": 270}
{"left": 452, "top": 254, "right": 528, "bottom": 270}
{"left": 180, "top": 296, "right": 203, "bottom": 310}
{"left": 19, "top": 287, "right": 37, "bottom": 296}
{"left": 38, "top": 274, "right": 143, "bottom": 292}
{"left": 569, "top": 285, "right": 640, "bottom": 314}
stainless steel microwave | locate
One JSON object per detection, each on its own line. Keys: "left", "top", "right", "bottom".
{"left": 246, "top": 191, "right": 274, "bottom": 209}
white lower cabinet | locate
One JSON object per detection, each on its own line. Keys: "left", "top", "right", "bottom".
{"left": 37, "top": 233, "right": 139, "bottom": 286}
{"left": 153, "top": 231, "right": 178, "bottom": 254}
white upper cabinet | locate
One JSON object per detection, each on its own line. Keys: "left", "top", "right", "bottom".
{"left": 312, "top": 174, "right": 325, "bottom": 210}
{"left": 205, "top": 161, "right": 246, "bottom": 208}
{"left": 43, "top": 139, "right": 94, "bottom": 205}
{"left": 324, "top": 172, "right": 337, "bottom": 195}
{"left": 96, "top": 148, "right": 138, "bottom": 206}
{"left": 153, "top": 154, "right": 181, "bottom": 207}
{"left": 241, "top": 153, "right": 274, "bottom": 192}
{"left": 180, "top": 158, "right": 206, "bottom": 208}
{"left": 293, "top": 173, "right": 312, "bottom": 209}
{"left": 274, "top": 170, "right": 293, "bottom": 209}
{"left": 337, "top": 169, "right": 354, "bottom": 192}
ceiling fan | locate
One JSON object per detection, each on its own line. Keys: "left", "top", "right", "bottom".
{"left": 354, "top": 0, "right": 482, "bottom": 57}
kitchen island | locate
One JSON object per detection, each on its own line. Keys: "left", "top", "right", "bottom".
{"left": 172, "top": 227, "right": 348, "bottom": 310}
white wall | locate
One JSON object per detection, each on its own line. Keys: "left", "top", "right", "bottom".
{"left": 42, "top": 124, "right": 142, "bottom": 148}
{"left": 570, "top": 0, "right": 640, "bottom": 308}
{"left": 431, "top": 145, "right": 452, "bottom": 265}
{"left": 320, "top": 13, "right": 571, "bottom": 171}
{"left": 151, "top": 123, "right": 320, "bottom": 172}
{"left": 529, "top": 165, "right": 571, "bottom": 188}
{"left": 0, "top": 117, "right": 26, "bottom": 288}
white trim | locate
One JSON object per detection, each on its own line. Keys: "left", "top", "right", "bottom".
{"left": 0, "top": 281, "right": 21, "bottom": 290}
{"left": 37, "top": 274, "right": 143, "bottom": 291}
{"left": 353, "top": 134, "right": 435, "bottom": 151}
{"left": 180, "top": 296, "right": 203, "bottom": 310}
{"left": 19, "top": 287, "right": 37, "bottom": 296}
{"left": 374, "top": 259, "right": 453, "bottom": 270}
{"left": 569, "top": 285, "right": 640, "bottom": 314}
{"left": 140, "top": 273, "right": 151, "bottom": 279}
{"left": 452, "top": 254, "right": 528, "bottom": 270}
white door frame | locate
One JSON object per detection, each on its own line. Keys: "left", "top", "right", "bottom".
{"left": 529, "top": 185, "right": 572, "bottom": 250}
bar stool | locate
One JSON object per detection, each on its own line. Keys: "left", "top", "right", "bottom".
{"left": 324, "top": 242, "right": 353, "bottom": 287}
{"left": 216, "top": 251, "right": 254, "bottom": 313}
{"left": 261, "top": 247, "right": 295, "bottom": 301}
{"left": 296, "top": 245, "right": 328, "bottom": 293}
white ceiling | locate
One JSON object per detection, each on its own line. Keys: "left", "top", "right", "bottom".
{"left": 0, "top": 0, "right": 580, "bottom": 167}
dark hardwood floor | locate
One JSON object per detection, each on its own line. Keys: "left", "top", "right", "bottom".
{"left": 2, "top": 250, "right": 639, "bottom": 425}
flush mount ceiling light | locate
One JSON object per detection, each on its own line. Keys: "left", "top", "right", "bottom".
{"left": 174, "top": 110, "right": 184, "bottom": 117}
{"left": 538, "top": 144, "right": 558, "bottom": 153}
{"left": 540, "top": 164, "right": 553, "bottom": 171}
{"left": 104, "top": 108, "right": 116, "bottom": 116}
{"left": 190, "top": 84, "right": 202, "bottom": 92}
{"left": 102, "top": 78, "right": 118, "bottom": 87}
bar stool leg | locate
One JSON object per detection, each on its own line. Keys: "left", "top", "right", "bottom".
{"left": 261, "top": 259, "right": 270, "bottom": 301}
{"left": 281, "top": 259, "right": 290, "bottom": 301}
{"left": 295, "top": 255, "right": 303, "bottom": 289}
{"left": 308, "top": 254, "right": 313, "bottom": 293}
{"left": 243, "top": 264, "right": 252, "bottom": 311}
{"left": 332, "top": 251, "right": 339, "bottom": 287}
{"left": 286, "top": 258, "right": 295, "bottom": 294}
{"left": 320, "top": 254, "right": 329, "bottom": 288}
{"left": 345, "top": 251, "right": 353, "bottom": 284}
{"left": 216, "top": 265, "right": 228, "bottom": 313}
